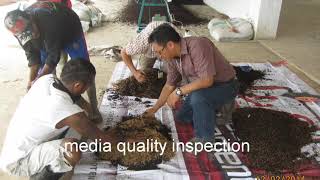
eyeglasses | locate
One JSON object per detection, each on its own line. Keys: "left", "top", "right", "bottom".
{"left": 152, "top": 45, "right": 166, "bottom": 56}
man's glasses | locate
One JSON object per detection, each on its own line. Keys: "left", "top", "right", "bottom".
{"left": 152, "top": 45, "right": 166, "bottom": 56}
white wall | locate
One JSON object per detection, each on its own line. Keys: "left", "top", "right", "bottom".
{"left": 254, "top": 0, "right": 283, "bottom": 39}
{"left": 203, "top": 0, "right": 282, "bottom": 39}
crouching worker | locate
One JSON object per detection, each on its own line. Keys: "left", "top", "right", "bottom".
{"left": 0, "top": 60, "right": 116, "bottom": 179}
{"left": 4, "top": 1, "right": 102, "bottom": 123}
{"left": 121, "top": 21, "right": 178, "bottom": 83}
{"left": 144, "top": 24, "right": 238, "bottom": 146}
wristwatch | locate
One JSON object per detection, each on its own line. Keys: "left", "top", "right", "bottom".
{"left": 176, "top": 87, "right": 183, "bottom": 97}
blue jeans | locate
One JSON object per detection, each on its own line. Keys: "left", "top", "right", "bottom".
{"left": 40, "top": 34, "right": 89, "bottom": 68}
{"left": 176, "top": 79, "right": 239, "bottom": 141}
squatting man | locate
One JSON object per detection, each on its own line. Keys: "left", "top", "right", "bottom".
{"left": 4, "top": 1, "right": 102, "bottom": 123}
{"left": 121, "top": 21, "right": 180, "bottom": 83}
{"left": 144, "top": 24, "right": 239, "bottom": 149}
{"left": 0, "top": 60, "right": 118, "bottom": 179}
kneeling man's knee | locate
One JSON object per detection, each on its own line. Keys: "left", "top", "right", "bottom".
{"left": 190, "top": 91, "right": 207, "bottom": 106}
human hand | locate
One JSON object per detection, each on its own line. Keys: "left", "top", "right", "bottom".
{"left": 27, "top": 81, "right": 33, "bottom": 91}
{"left": 133, "top": 70, "right": 146, "bottom": 83}
{"left": 26, "top": 79, "right": 37, "bottom": 91}
{"left": 167, "top": 91, "right": 181, "bottom": 109}
{"left": 143, "top": 107, "right": 157, "bottom": 118}
{"left": 88, "top": 111, "right": 103, "bottom": 124}
{"left": 102, "top": 128, "right": 119, "bottom": 145}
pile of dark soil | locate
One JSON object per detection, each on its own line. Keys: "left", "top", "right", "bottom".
{"left": 233, "top": 66, "right": 266, "bottom": 95}
{"left": 113, "top": 68, "right": 166, "bottom": 99}
{"left": 98, "top": 116, "right": 175, "bottom": 170}
{"left": 117, "top": 0, "right": 208, "bottom": 25}
{"left": 232, "top": 108, "right": 315, "bottom": 174}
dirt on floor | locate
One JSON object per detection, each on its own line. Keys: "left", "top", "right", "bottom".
{"left": 98, "top": 116, "right": 175, "bottom": 170}
{"left": 233, "top": 66, "right": 267, "bottom": 95}
{"left": 232, "top": 108, "right": 316, "bottom": 175}
{"left": 113, "top": 68, "right": 166, "bottom": 99}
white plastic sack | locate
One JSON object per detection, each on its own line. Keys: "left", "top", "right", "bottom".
{"left": 72, "top": 1, "right": 91, "bottom": 22}
{"left": 87, "top": 4, "right": 105, "bottom": 27}
{"left": 80, "top": 21, "right": 90, "bottom": 32}
{"left": 72, "top": 0, "right": 105, "bottom": 31}
{"left": 89, "top": 0, "right": 126, "bottom": 22}
{"left": 208, "top": 18, "right": 254, "bottom": 41}
{"left": 88, "top": 45, "right": 122, "bottom": 62}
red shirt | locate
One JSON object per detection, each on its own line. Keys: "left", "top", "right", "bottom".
{"left": 166, "top": 37, "right": 235, "bottom": 86}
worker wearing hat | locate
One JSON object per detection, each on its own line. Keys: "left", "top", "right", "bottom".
{"left": 4, "top": 1, "right": 102, "bottom": 123}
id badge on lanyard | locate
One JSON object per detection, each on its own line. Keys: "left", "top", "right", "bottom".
{"left": 158, "top": 71, "right": 164, "bottom": 79}
{"left": 176, "top": 58, "right": 189, "bottom": 84}
{"left": 158, "top": 60, "right": 164, "bottom": 79}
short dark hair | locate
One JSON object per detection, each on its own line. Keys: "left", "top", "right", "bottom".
{"left": 61, "top": 59, "right": 96, "bottom": 85}
{"left": 148, "top": 23, "right": 181, "bottom": 46}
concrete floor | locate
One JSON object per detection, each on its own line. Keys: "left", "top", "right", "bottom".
{"left": 259, "top": 0, "right": 320, "bottom": 88}
{"left": 0, "top": 0, "right": 319, "bottom": 179}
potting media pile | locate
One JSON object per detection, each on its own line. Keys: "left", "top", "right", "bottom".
{"left": 72, "top": 61, "right": 320, "bottom": 179}
{"left": 98, "top": 115, "right": 175, "bottom": 170}
{"left": 113, "top": 68, "right": 166, "bottom": 99}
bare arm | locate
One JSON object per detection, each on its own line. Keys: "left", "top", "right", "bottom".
{"left": 121, "top": 48, "right": 146, "bottom": 82}
{"left": 145, "top": 84, "right": 176, "bottom": 115}
{"left": 180, "top": 77, "right": 214, "bottom": 95}
{"left": 121, "top": 48, "right": 137, "bottom": 74}
{"left": 56, "top": 112, "right": 112, "bottom": 143}
{"left": 166, "top": 77, "right": 214, "bottom": 108}
{"left": 27, "top": 64, "right": 40, "bottom": 90}
{"left": 37, "top": 64, "right": 55, "bottom": 78}
{"left": 29, "top": 64, "right": 40, "bottom": 82}
{"left": 75, "top": 97, "right": 92, "bottom": 115}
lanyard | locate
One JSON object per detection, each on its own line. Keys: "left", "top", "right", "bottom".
{"left": 158, "top": 60, "right": 164, "bottom": 79}
{"left": 175, "top": 57, "right": 189, "bottom": 83}
{"left": 175, "top": 58, "right": 182, "bottom": 75}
